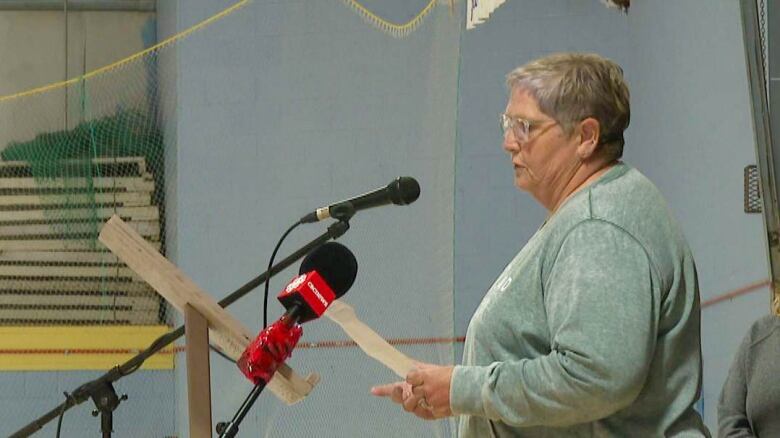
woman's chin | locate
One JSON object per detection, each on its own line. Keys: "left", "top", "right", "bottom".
{"left": 514, "top": 171, "right": 530, "bottom": 191}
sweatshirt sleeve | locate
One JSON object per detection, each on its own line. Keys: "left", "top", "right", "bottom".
{"left": 717, "top": 327, "right": 755, "bottom": 437}
{"left": 451, "top": 220, "right": 657, "bottom": 427}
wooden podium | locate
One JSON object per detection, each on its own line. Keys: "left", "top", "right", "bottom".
{"left": 99, "top": 215, "right": 319, "bottom": 437}
{"left": 184, "top": 304, "right": 213, "bottom": 436}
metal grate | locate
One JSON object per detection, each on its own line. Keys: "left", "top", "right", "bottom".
{"left": 745, "top": 165, "right": 762, "bottom": 213}
{"left": 758, "top": 0, "right": 769, "bottom": 99}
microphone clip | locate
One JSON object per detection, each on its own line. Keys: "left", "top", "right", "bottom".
{"left": 328, "top": 202, "right": 355, "bottom": 222}
{"left": 300, "top": 202, "right": 355, "bottom": 224}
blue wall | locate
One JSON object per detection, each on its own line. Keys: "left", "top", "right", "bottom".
{"left": 623, "top": 1, "right": 769, "bottom": 427}
{"left": 0, "top": 370, "right": 175, "bottom": 437}
{"left": 160, "top": 1, "right": 458, "bottom": 436}
{"left": 154, "top": 0, "right": 769, "bottom": 435}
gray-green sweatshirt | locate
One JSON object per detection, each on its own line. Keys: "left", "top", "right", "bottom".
{"left": 452, "top": 163, "right": 709, "bottom": 437}
{"left": 718, "top": 314, "right": 780, "bottom": 437}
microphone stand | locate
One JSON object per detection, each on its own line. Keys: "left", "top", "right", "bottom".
{"left": 89, "top": 381, "right": 127, "bottom": 438}
{"left": 215, "top": 380, "right": 266, "bottom": 438}
{"left": 215, "top": 308, "right": 306, "bottom": 438}
{"left": 10, "top": 219, "right": 352, "bottom": 438}
{"left": 215, "top": 212, "right": 356, "bottom": 437}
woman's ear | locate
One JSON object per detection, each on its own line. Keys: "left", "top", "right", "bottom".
{"left": 576, "top": 117, "right": 601, "bottom": 159}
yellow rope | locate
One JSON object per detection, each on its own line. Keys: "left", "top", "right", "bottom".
{"left": 1, "top": 0, "right": 443, "bottom": 102}
{"left": 0, "top": 0, "right": 250, "bottom": 102}
{"left": 342, "top": 0, "right": 439, "bottom": 38}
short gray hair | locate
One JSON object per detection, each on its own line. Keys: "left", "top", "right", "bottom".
{"left": 506, "top": 53, "right": 630, "bottom": 159}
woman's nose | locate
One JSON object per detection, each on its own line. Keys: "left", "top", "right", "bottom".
{"left": 502, "top": 130, "right": 520, "bottom": 153}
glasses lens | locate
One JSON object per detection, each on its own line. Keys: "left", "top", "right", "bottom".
{"left": 501, "top": 115, "right": 529, "bottom": 142}
{"left": 513, "top": 119, "right": 527, "bottom": 142}
{"left": 500, "top": 114, "right": 509, "bottom": 134}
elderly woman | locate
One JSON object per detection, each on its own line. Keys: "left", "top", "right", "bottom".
{"left": 717, "top": 296, "right": 780, "bottom": 437}
{"left": 372, "top": 53, "right": 710, "bottom": 437}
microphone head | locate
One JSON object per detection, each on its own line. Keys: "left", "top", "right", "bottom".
{"left": 299, "top": 242, "right": 358, "bottom": 299}
{"left": 387, "top": 177, "right": 420, "bottom": 206}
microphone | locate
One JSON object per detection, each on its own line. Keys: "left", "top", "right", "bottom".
{"left": 300, "top": 176, "right": 420, "bottom": 223}
{"left": 237, "top": 242, "right": 358, "bottom": 384}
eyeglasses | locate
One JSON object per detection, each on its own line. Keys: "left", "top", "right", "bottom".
{"left": 500, "top": 113, "right": 556, "bottom": 143}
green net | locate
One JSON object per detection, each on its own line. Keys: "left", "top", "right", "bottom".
{"left": 1, "top": 109, "right": 164, "bottom": 252}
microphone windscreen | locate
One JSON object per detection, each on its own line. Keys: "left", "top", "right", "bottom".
{"left": 389, "top": 177, "right": 420, "bottom": 206}
{"left": 299, "top": 242, "right": 358, "bottom": 298}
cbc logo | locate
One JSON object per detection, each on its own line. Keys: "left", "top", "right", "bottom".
{"left": 285, "top": 274, "right": 307, "bottom": 293}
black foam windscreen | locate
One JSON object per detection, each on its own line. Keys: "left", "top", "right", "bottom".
{"left": 298, "top": 242, "right": 358, "bottom": 298}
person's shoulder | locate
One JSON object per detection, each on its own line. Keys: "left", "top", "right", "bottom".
{"left": 589, "top": 163, "right": 665, "bottom": 210}
{"left": 746, "top": 314, "right": 780, "bottom": 347}
{"left": 547, "top": 164, "right": 653, "bottom": 240}
{"left": 586, "top": 163, "right": 674, "bottom": 232}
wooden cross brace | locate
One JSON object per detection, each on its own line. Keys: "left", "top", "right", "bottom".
{"left": 98, "top": 215, "right": 319, "bottom": 406}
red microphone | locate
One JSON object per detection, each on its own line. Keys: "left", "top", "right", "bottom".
{"left": 237, "top": 242, "right": 358, "bottom": 384}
